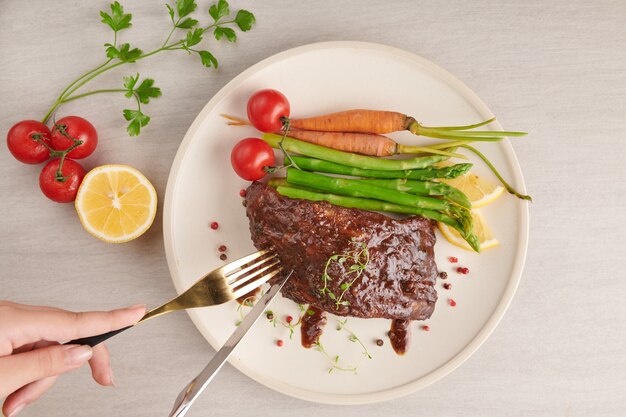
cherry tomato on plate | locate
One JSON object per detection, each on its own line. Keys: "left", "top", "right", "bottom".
{"left": 39, "top": 158, "right": 86, "bottom": 203}
{"left": 51, "top": 116, "right": 98, "bottom": 159}
{"left": 231, "top": 138, "right": 275, "bottom": 181}
{"left": 6, "top": 120, "right": 52, "bottom": 164}
{"left": 246, "top": 89, "right": 290, "bottom": 132}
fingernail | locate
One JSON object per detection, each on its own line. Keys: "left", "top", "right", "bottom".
{"left": 65, "top": 345, "right": 93, "bottom": 366}
{"left": 126, "top": 304, "right": 146, "bottom": 310}
{"left": 108, "top": 368, "right": 116, "bottom": 387}
{"left": 7, "top": 403, "right": 25, "bottom": 417}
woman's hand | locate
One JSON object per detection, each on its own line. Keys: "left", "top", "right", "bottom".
{"left": 0, "top": 301, "right": 145, "bottom": 417}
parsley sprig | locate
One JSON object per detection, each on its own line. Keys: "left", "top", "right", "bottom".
{"left": 41, "top": 0, "right": 255, "bottom": 136}
{"left": 320, "top": 240, "right": 370, "bottom": 310}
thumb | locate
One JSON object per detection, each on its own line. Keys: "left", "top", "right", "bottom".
{"left": 0, "top": 344, "right": 92, "bottom": 397}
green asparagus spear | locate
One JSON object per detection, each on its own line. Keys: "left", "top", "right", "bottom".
{"left": 357, "top": 178, "right": 471, "bottom": 209}
{"left": 286, "top": 155, "right": 472, "bottom": 180}
{"left": 285, "top": 169, "right": 479, "bottom": 251}
{"left": 274, "top": 185, "right": 460, "bottom": 227}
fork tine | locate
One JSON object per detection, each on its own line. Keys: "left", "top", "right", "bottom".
{"left": 218, "top": 249, "right": 270, "bottom": 275}
{"left": 230, "top": 259, "right": 280, "bottom": 289}
{"left": 226, "top": 254, "right": 278, "bottom": 284}
{"left": 232, "top": 266, "right": 284, "bottom": 299}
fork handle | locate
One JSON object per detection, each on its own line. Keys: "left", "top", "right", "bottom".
{"left": 64, "top": 325, "right": 133, "bottom": 347}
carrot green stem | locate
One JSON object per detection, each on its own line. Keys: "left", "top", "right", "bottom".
{"left": 458, "top": 144, "right": 532, "bottom": 201}
{"left": 423, "top": 117, "right": 496, "bottom": 131}
{"left": 407, "top": 119, "right": 527, "bottom": 142}
{"left": 396, "top": 144, "right": 468, "bottom": 159}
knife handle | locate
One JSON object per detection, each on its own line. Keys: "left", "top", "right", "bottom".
{"left": 64, "top": 325, "right": 133, "bottom": 347}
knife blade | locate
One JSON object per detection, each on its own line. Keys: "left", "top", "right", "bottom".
{"left": 167, "top": 271, "right": 292, "bottom": 417}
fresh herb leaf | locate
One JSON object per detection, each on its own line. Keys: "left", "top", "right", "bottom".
{"left": 176, "top": 0, "right": 197, "bottom": 18}
{"left": 177, "top": 17, "right": 198, "bottom": 28}
{"left": 234, "top": 10, "right": 255, "bottom": 31}
{"left": 100, "top": 1, "right": 132, "bottom": 33}
{"left": 183, "top": 28, "right": 203, "bottom": 48}
{"left": 166, "top": 4, "right": 175, "bottom": 22}
{"left": 198, "top": 50, "right": 218, "bottom": 68}
{"left": 214, "top": 26, "right": 236, "bottom": 42}
{"left": 306, "top": 309, "right": 315, "bottom": 316}
{"left": 209, "top": 0, "right": 230, "bottom": 22}
{"left": 106, "top": 43, "right": 142, "bottom": 62}
{"left": 123, "top": 109, "right": 150, "bottom": 136}
{"left": 123, "top": 73, "right": 139, "bottom": 97}
{"left": 134, "top": 78, "right": 162, "bottom": 104}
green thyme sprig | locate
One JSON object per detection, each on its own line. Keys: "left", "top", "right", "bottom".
{"left": 336, "top": 319, "right": 372, "bottom": 359}
{"left": 41, "top": 0, "right": 256, "bottom": 136}
{"left": 313, "top": 342, "right": 358, "bottom": 374}
{"left": 320, "top": 240, "right": 370, "bottom": 310}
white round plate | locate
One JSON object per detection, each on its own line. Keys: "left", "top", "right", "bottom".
{"left": 163, "top": 41, "right": 529, "bottom": 405}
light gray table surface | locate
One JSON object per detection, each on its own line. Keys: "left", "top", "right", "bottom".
{"left": 1, "top": 1, "right": 625, "bottom": 416}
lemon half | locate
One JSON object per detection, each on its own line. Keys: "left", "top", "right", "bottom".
{"left": 75, "top": 165, "right": 157, "bottom": 243}
{"left": 441, "top": 171, "right": 504, "bottom": 208}
{"left": 438, "top": 210, "right": 499, "bottom": 251}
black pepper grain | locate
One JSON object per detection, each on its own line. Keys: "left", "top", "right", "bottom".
{"left": 376, "top": 339, "right": 384, "bottom": 346}
{"left": 219, "top": 254, "right": 227, "bottom": 261}
{"left": 439, "top": 271, "right": 448, "bottom": 280}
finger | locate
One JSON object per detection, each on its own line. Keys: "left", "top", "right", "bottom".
{"left": 2, "top": 376, "right": 57, "bottom": 417}
{"left": 4, "top": 304, "right": 145, "bottom": 349}
{"left": 12, "top": 340, "right": 56, "bottom": 356}
{"left": 0, "top": 301, "right": 64, "bottom": 312}
{"left": 0, "top": 344, "right": 92, "bottom": 397}
{"left": 88, "top": 343, "right": 114, "bottom": 386}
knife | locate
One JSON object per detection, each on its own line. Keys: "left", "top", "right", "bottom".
{"left": 167, "top": 271, "right": 292, "bottom": 417}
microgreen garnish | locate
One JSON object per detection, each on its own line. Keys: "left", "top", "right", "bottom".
{"left": 313, "top": 342, "right": 358, "bottom": 374}
{"left": 336, "top": 319, "right": 372, "bottom": 359}
{"left": 234, "top": 295, "right": 255, "bottom": 326}
{"left": 41, "top": 0, "right": 256, "bottom": 136}
{"left": 320, "top": 240, "right": 370, "bottom": 310}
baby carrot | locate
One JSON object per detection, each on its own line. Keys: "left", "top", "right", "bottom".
{"left": 288, "top": 110, "right": 526, "bottom": 141}
{"left": 280, "top": 130, "right": 465, "bottom": 158}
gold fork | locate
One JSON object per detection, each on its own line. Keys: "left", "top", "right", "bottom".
{"left": 66, "top": 250, "right": 281, "bottom": 347}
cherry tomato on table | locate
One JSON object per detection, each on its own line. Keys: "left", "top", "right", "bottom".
{"left": 6, "top": 120, "right": 52, "bottom": 164}
{"left": 39, "top": 158, "right": 85, "bottom": 203}
{"left": 231, "top": 138, "right": 275, "bottom": 181}
{"left": 51, "top": 116, "right": 98, "bottom": 159}
{"left": 246, "top": 89, "right": 290, "bottom": 132}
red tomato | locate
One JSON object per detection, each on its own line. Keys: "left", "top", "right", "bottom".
{"left": 6, "top": 120, "right": 52, "bottom": 164}
{"left": 51, "top": 116, "right": 98, "bottom": 159}
{"left": 231, "top": 138, "right": 275, "bottom": 181}
{"left": 246, "top": 89, "right": 290, "bottom": 132}
{"left": 39, "top": 158, "right": 86, "bottom": 203}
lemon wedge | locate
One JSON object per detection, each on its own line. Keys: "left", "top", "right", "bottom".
{"left": 438, "top": 210, "right": 499, "bottom": 251}
{"left": 75, "top": 165, "right": 157, "bottom": 243}
{"left": 440, "top": 171, "right": 504, "bottom": 208}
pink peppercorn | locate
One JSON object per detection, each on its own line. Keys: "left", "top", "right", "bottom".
{"left": 449, "top": 299, "right": 457, "bottom": 307}
{"left": 421, "top": 325, "right": 430, "bottom": 331}
{"left": 218, "top": 245, "right": 227, "bottom": 252}
{"left": 449, "top": 256, "right": 458, "bottom": 263}
{"left": 239, "top": 189, "right": 247, "bottom": 197}
{"left": 210, "top": 221, "right": 219, "bottom": 230}
{"left": 276, "top": 339, "right": 284, "bottom": 347}
{"left": 286, "top": 315, "right": 293, "bottom": 324}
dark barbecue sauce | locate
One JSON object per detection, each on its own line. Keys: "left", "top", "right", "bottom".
{"left": 389, "top": 319, "right": 411, "bottom": 355}
{"left": 300, "top": 306, "right": 327, "bottom": 348}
